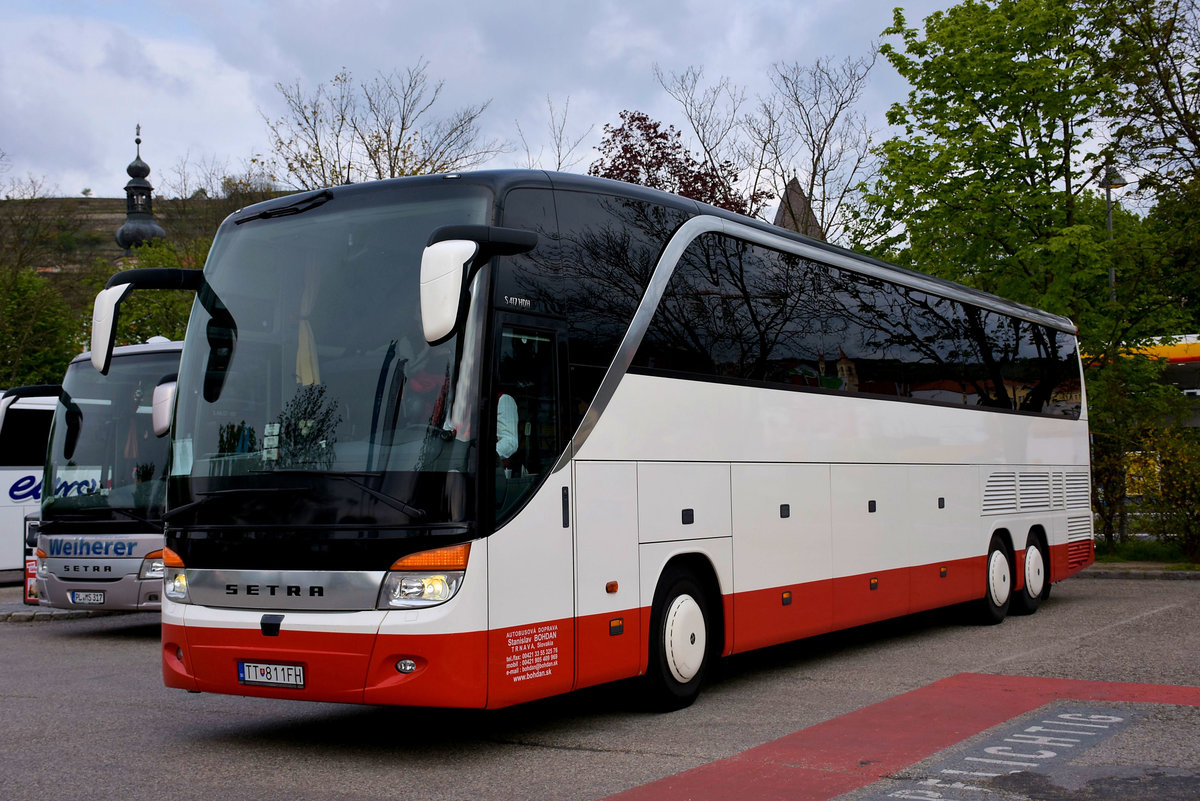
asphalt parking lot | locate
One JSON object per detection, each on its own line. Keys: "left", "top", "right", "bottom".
{"left": 1, "top": 566, "right": 1197, "bottom": 801}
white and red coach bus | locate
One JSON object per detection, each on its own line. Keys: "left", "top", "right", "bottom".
{"left": 90, "top": 171, "right": 1092, "bottom": 710}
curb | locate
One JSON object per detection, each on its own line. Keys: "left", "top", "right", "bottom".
{"left": 1076, "top": 568, "right": 1200, "bottom": 580}
{"left": 0, "top": 606, "right": 122, "bottom": 623}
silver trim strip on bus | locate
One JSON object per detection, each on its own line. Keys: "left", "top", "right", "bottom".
{"left": 554, "top": 214, "right": 1079, "bottom": 473}
{"left": 184, "top": 569, "right": 387, "bottom": 610}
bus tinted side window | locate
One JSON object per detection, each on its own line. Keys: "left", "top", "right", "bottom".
{"left": 632, "top": 232, "right": 1080, "bottom": 419}
{"left": 553, "top": 191, "right": 689, "bottom": 429}
{"left": 0, "top": 409, "right": 53, "bottom": 466}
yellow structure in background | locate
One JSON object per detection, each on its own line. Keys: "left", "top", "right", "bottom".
{"left": 1136, "top": 334, "right": 1200, "bottom": 365}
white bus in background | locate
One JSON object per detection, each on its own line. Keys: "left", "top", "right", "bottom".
{"left": 1, "top": 385, "right": 59, "bottom": 580}
{"left": 91, "top": 171, "right": 1092, "bottom": 711}
{"left": 35, "top": 340, "right": 182, "bottom": 611}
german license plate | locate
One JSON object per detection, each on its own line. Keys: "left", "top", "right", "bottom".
{"left": 238, "top": 661, "right": 305, "bottom": 688}
{"left": 71, "top": 591, "right": 105, "bottom": 605}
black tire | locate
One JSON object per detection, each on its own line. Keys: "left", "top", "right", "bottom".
{"left": 645, "top": 568, "right": 712, "bottom": 711}
{"left": 1010, "top": 532, "right": 1050, "bottom": 616}
{"left": 977, "top": 534, "right": 1013, "bottom": 625}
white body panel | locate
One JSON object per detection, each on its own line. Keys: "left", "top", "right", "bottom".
{"left": 581, "top": 374, "right": 1088, "bottom": 468}
{"left": 573, "top": 461, "right": 640, "bottom": 619}
{"left": 730, "top": 463, "right": 833, "bottom": 592}
{"left": 487, "top": 470, "right": 574, "bottom": 631}
{"left": 571, "top": 374, "right": 1090, "bottom": 592}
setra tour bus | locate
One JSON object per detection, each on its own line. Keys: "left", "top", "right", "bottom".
{"left": 90, "top": 171, "right": 1092, "bottom": 710}
{"left": 36, "top": 340, "right": 183, "bottom": 611}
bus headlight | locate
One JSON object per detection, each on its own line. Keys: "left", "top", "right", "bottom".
{"left": 165, "top": 569, "right": 189, "bottom": 602}
{"left": 378, "top": 543, "right": 470, "bottom": 609}
{"left": 162, "top": 547, "right": 189, "bottom": 603}
{"left": 139, "top": 550, "right": 165, "bottom": 580}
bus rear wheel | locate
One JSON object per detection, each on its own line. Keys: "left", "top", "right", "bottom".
{"left": 978, "top": 534, "right": 1012, "bottom": 625}
{"left": 1010, "top": 533, "right": 1050, "bottom": 615}
{"left": 645, "top": 568, "right": 711, "bottom": 711}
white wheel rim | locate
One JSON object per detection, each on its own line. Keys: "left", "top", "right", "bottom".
{"left": 988, "top": 549, "right": 1011, "bottom": 607}
{"left": 1024, "top": 544, "right": 1045, "bottom": 598}
{"left": 664, "top": 594, "right": 706, "bottom": 684}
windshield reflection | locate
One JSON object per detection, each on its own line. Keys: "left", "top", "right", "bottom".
{"left": 43, "top": 349, "right": 180, "bottom": 520}
{"left": 171, "top": 186, "right": 489, "bottom": 528}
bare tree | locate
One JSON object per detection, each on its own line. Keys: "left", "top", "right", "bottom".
{"left": 515, "top": 95, "right": 594, "bottom": 171}
{"left": 158, "top": 152, "right": 277, "bottom": 241}
{"left": 654, "top": 66, "right": 746, "bottom": 176}
{"left": 261, "top": 62, "right": 502, "bottom": 190}
{"left": 654, "top": 54, "right": 878, "bottom": 246}
{"left": 649, "top": 67, "right": 772, "bottom": 216}
{"left": 264, "top": 69, "right": 358, "bottom": 189}
{"left": 1106, "top": 0, "right": 1200, "bottom": 189}
{"left": 752, "top": 52, "right": 879, "bottom": 246}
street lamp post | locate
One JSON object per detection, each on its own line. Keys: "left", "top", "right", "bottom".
{"left": 1100, "top": 165, "right": 1128, "bottom": 302}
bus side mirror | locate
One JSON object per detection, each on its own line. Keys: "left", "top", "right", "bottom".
{"left": 419, "top": 226, "right": 538, "bottom": 345}
{"left": 91, "top": 268, "right": 203, "bottom": 374}
{"left": 91, "top": 284, "right": 134, "bottom": 374}
{"left": 152, "top": 376, "right": 177, "bottom": 438}
{"left": 420, "top": 240, "right": 479, "bottom": 345}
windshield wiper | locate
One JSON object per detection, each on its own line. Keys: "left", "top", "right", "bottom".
{"left": 162, "top": 487, "right": 307, "bottom": 521}
{"left": 109, "top": 507, "right": 157, "bottom": 527}
{"left": 234, "top": 190, "right": 333, "bottom": 224}
{"left": 254, "top": 469, "right": 427, "bottom": 520}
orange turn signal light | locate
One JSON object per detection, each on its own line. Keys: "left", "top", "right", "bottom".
{"left": 390, "top": 543, "right": 471, "bottom": 572}
{"left": 162, "top": 547, "right": 185, "bottom": 568}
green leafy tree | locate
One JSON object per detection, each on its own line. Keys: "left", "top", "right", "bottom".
{"left": 0, "top": 268, "right": 77, "bottom": 386}
{"left": 80, "top": 237, "right": 207, "bottom": 349}
{"left": 1087, "top": 352, "right": 1190, "bottom": 547}
{"left": 1142, "top": 424, "right": 1200, "bottom": 562}
{"left": 867, "top": 1, "right": 1114, "bottom": 311}
{"left": 865, "top": 0, "right": 1193, "bottom": 546}
{"left": 0, "top": 175, "right": 84, "bottom": 386}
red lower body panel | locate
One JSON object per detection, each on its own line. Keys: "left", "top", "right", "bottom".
{"left": 162, "top": 547, "right": 1088, "bottom": 707}
{"left": 163, "top": 621, "right": 488, "bottom": 707}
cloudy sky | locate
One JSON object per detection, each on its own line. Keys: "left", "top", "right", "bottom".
{"left": 1, "top": 0, "right": 952, "bottom": 198}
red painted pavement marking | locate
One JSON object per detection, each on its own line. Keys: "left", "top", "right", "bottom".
{"left": 603, "top": 673, "right": 1200, "bottom": 801}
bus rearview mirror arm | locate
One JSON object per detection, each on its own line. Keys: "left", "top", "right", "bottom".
{"left": 420, "top": 226, "right": 537, "bottom": 345}
{"left": 90, "top": 268, "right": 203, "bottom": 374}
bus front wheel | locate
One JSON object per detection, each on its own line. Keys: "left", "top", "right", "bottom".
{"left": 645, "top": 568, "right": 711, "bottom": 711}
{"left": 978, "top": 534, "right": 1012, "bottom": 625}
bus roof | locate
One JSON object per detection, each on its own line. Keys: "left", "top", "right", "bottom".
{"left": 227, "top": 169, "right": 1079, "bottom": 336}
{"left": 70, "top": 339, "right": 184, "bottom": 366}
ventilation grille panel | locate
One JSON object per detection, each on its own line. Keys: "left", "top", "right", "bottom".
{"left": 1065, "top": 472, "right": 1091, "bottom": 510}
{"left": 983, "top": 472, "right": 1018, "bottom": 514}
{"left": 1019, "top": 472, "right": 1052, "bottom": 511}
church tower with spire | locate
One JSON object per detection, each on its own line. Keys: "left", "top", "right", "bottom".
{"left": 115, "top": 125, "right": 166, "bottom": 253}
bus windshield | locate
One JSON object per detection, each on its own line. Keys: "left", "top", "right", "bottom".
{"left": 43, "top": 351, "right": 179, "bottom": 521}
{"left": 170, "top": 184, "right": 491, "bottom": 531}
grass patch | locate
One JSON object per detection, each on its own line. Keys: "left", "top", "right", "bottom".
{"left": 1093, "top": 536, "right": 1199, "bottom": 569}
